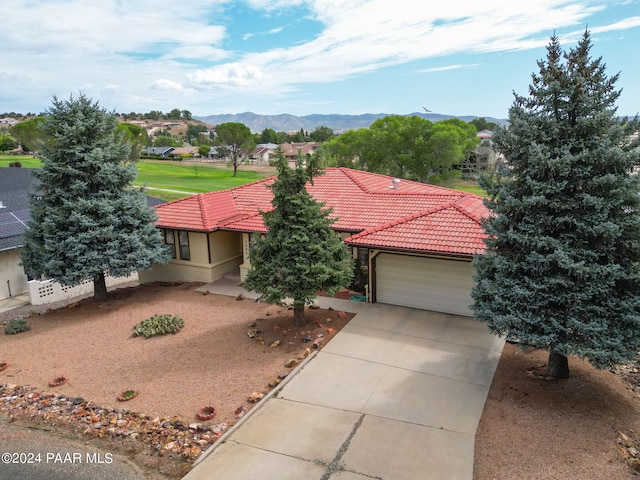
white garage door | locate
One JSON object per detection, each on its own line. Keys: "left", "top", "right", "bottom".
{"left": 376, "top": 254, "right": 475, "bottom": 316}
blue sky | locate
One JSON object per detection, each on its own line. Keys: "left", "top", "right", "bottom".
{"left": 1, "top": 0, "right": 639, "bottom": 119}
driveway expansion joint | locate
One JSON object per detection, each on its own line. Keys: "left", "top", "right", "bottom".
{"left": 318, "top": 414, "right": 371, "bottom": 480}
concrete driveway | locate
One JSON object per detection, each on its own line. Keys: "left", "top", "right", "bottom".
{"left": 184, "top": 301, "right": 504, "bottom": 480}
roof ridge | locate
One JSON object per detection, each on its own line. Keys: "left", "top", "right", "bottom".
{"left": 225, "top": 175, "right": 275, "bottom": 194}
{"left": 453, "top": 195, "right": 485, "bottom": 225}
{"left": 197, "top": 194, "right": 213, "bottom": 230}
{"left": 347, "top": 202, "right": 453, "bottom": 241}
{"left": 337, "top": 168, "right": 373, "bottom": 193}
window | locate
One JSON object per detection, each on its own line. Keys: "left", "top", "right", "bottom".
{"left": 179, "top": 231, "right": 190, "bottom": 261}
{"left": 164, "top": 229, "right": 176, "bottom": 259}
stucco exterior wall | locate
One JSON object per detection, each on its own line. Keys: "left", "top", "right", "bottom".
{"left": 0, "top": 248, "right": 28, "bottom": 300}
{"left": 139, "top": 230, "right": 243, "bottom": 284}
{"left": 210, "top": 230, "right": 242, "bottom": 263}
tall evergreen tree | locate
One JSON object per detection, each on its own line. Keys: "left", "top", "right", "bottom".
{"left": 22, "top": 94, "right": 170, "bottom": 300}
{"left": 244, "top": 153, "right": 354, "bottom": 325}
{"left": 472, "top": 32, "right": 640, "bottom": 378}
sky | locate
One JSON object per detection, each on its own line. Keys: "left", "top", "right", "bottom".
{"left": 1, "top": 0, "right": 640, "bottom": 119}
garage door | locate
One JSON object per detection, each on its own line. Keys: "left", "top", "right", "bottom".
{"left": 375, "top": 254, "right": 475, "bottom": 316}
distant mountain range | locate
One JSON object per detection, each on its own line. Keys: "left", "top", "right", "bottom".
{"left": 194, "top": 112, "right": 506, "bottom": 133}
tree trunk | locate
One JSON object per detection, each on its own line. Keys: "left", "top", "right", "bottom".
{"left": 293, "top": 304, "right": 305, "bottom": 326}
{"left": 547, "top": 350, "right": 570, "bottom": 379}
{"left": 93, "top": 272, "right": 108, "bottom": 301}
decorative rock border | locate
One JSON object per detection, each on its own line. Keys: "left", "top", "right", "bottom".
{"left": 117, "top": 390, "right": 139, "bottom": 402}
{"left": 49, "top": 376, "right": 67, "bottom": 387}
{"left": 0, "top": 384, "right": 227, "bottom": 467}
{"left": 197, "top": 406, "right": 216, "bottom": 421}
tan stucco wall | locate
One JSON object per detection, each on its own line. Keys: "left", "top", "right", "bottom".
{"left": 209, "top": 230, "right": 242, "bottom": 263}
{"left": 188, "top": 232, "right": 209, "bottom": 264}
{"left": 0, "top": 248, "right": 29, "bottom": 300}
{"left": 139, "top": 230, "right": 243, "bottom": 284}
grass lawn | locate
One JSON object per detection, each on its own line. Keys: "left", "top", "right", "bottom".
{"left": 445, "top": 180, "right": 488, "bottom": 197}
{"left": 0, "top": 155, "right": 41, "bottom": 168}
{"left": 134, "top": 161, "right": 268, "bottom": 201}
{"left": 1, "top": 157, "right": 268, "bottom": 201}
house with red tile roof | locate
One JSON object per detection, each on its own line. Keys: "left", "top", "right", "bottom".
{"left": 140, "top": 168, "right": 489, "bottom": 316}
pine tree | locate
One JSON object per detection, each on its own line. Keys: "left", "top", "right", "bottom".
{"left": 472, "top": 31, "right": 640, "bottom": 378}
{"left": 22, "top": 94, "right": 170, "bottom": 300}
{"left": 244, "top": 153, "right": 354, "bottom": 325}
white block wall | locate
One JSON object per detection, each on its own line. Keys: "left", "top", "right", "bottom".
{"left": 28, "top": 273, "right": 138, "bottom": 305}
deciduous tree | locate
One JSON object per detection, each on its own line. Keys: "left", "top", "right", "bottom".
{"left": 22, "top": 94, "right": 170, "bottom": 300}
{"left": 10, "top": 117, "right": 47, "bottom": 153}
{"left": 118, "top": 123, "right": 149, "bottom": 161}
{"left": 472, "top": 32, "right": 640, "bottom": 378}
{"left": 215, "top": 122, "right": 255, "bottom": 177}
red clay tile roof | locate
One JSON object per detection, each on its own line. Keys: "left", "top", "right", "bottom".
{"left": 153, "top": 168, "right": 489, "bottom": 255}
{"left": 343, "top": 198, "right": 487, "bottom": 255}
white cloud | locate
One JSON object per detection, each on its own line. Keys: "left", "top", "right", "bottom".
{"left": 1, "top": 0, "right": 639, "bottom": 114}
{"left": 187, "top": 63, "right": 265, "bottom": 88}
{"left": 150, "top": 79, "right": 188, "bottom": 92}
{"left": 418, "top": 64, "right": 482, "bottom": 74}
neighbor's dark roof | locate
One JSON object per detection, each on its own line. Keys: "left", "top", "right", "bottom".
{"left": 0, "top": 168, "right": 38, "bottom": 251}
{"left": 0, "top": 167, "right": 165, "bottom": 252}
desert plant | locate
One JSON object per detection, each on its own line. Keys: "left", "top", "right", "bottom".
{"left": 117, "top": 389, "right": 139, "bottom": 401}
{"left": 132, "top": 313, "right": 184, "bottom": 338}
{"left": 5, "top": 318, "right": 31, "bottom": 335}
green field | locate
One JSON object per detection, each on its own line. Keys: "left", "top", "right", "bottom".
{"left": 0, "top": 157, "right": 269, "bottom": 201}
{"left": 0, "top": 155, "right": 42, "bottom": 168}
{"left": 133, "top": 161, "right": 270, "bottom": 201}
{"left": 446, "top": 180, "right": 488, "bottom": 197}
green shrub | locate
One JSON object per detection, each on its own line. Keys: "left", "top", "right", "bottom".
{"left": 132, "top": 314, "right": 184, "bottom": 338}
{"left": 5, "top": 318, "right": 31, "bottom": 335}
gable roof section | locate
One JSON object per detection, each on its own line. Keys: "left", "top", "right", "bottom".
{"left": 344, "top": 197, "right": 487, "bottom": 256}
{"left": 153, "top": 168, "right": 490, "bottom": 255}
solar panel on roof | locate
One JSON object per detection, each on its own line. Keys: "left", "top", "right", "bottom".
{"left": 0, "top": 210, "right": 29, "bottom": 226}
{"left": 0, "top": 222, "right": 25, "bottom": 239}
{"left": 0, "top": 212, "right": 16, "bottom": 225}
{"left": 14, "top": 210, "right": 30, "bottom": 222}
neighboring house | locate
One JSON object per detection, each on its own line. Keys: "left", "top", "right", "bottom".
{"left": 0, "top": 117, "right": 18, "bottom": 126}
{"left": 460, "top": 130, "right": 497, "bottom": 178}
{"left": 170, "top": 146, "right": 199, "bottom": 157}
{"left": 279, "top": 142, "right": 320, "bottom": 160}
{"left": 249, "top": 144, "right": 277, "bottom": 163}
{"left": 0, "top": 168, "right": 34, "bottom": 300}
{"left": 143, "top": 147, "right": 175, "bottom": 157}
{"left": 0, "top": 167, "right": 165, "bottom": 303}
{"left": 206, "top": 146, "right": 220, "bottom": 159}
{"left": 140, "top": 168, "right": 489, "bottom": 317}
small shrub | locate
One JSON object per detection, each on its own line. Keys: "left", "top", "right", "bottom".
{"left": 5, "top": 318, "right": 31, "bottom": 335}
{"left": 132, "top": 314, "right": 184, "bottom": 338}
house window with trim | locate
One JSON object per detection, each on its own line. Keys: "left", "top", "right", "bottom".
{"left": 164, "top": 229, "right": 176, "bottom": 259}
{"left": 178, "top": 231, "right": 190, "bottom": 260}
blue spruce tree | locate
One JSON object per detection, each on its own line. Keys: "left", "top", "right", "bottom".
{"left": 22, "top": 94, "right": 169, "bottom": 300}
{"left": 472, "top": 32, "right": 640, "bottom": 378}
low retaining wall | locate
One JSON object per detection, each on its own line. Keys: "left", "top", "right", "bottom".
{"left": 28, "top": 273, "right": 138, "bottom": 305}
